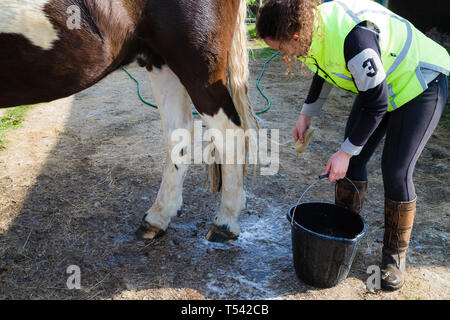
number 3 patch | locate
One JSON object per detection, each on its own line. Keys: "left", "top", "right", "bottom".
{"left": 348, "top": 48, "right": 386, "bottom": 92}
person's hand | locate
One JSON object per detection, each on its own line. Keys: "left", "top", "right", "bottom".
{"left": 294, "top": 114, "right": 311, "bottom": 143}
{"left": 322, "top": 150, "right": 352, "bottom": 181}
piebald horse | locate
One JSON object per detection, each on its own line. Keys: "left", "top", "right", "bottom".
{"left": 0, "top": 0, "right": 255, "bottom": 242}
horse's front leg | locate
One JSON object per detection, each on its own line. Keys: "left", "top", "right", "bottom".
{"left": 136, "top": 65, "right": 193, "bottom": 240}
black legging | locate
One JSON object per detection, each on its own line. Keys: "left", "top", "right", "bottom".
{"left": 345, "top": 73, "right": 448, "bottom": 202}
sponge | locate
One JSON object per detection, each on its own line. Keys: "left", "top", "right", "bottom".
{"left": 295, "top": 127, "right": 315, "bottom": 154}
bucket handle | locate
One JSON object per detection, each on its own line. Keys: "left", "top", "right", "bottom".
{"left": 290, "top": 174, "right": 362, "bottom": 226}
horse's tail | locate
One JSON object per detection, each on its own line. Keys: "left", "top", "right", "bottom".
{"left": 208, "top": 0, "right": 256, "bottom": 194}
{"left": 228, "top": 0, "right": 258, "bottom": 133}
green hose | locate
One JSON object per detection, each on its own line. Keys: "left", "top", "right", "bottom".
{"left": 255, "top": 51, "right": 280, "bottom": 114}
{"left": 121, "top": 66, "right": 162, "bottom": 110}
{"left": 123, "top": 50, "right": 280, "bottom": 116}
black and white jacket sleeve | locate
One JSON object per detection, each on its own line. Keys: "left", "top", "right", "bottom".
{"left": 300, "top": 73, "right": 333, "bottom": 117}
{"left": 341, "top": 22, "right": 389, "bottom": 156}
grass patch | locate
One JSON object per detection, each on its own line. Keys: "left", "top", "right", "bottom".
{"left": 247, "top": 23, "right": 257, "bottom": 39}
{"left": 0, "top": 105, "right": 33, "bottom": 150}
{"left": 250, "top": 39, "right": 269, "bottom": 48}
{"left": 249, "top": 45, "right": 279, "bottom": 59}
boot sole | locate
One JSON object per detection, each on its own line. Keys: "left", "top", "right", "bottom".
{"left": 381, "top": 279, "right": 405, "bottom": 291}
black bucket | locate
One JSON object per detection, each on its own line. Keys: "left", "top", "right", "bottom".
{"left": 287, "top": 176, "right": 366, "bottom": 288}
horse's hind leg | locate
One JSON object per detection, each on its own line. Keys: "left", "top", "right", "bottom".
{"left": 136, "top": 65, "right": 193, "bottom": 240}
{"left": 200, "top": 110, "right": 247, "bottom": 242}
{"left": 136, "top": 70, "right": 247, "bottom": 242}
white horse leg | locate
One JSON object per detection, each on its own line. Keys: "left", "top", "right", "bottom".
{"left": 201, "top": 109, "right": 246, "bottom": 242}
{"left": 136, "top": 65, "right": 193, "bottom": 240}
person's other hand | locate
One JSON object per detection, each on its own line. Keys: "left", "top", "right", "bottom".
{"left": 322, "top": 150, "right": 352, "bottom": 181}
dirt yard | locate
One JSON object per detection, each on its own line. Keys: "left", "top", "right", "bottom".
{"left": 0, "top": 55, "right": 448, "bottom": 300}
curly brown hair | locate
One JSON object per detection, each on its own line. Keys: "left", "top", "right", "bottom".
{"left": 256, "top": 0, "right": 318, "bottom": 59}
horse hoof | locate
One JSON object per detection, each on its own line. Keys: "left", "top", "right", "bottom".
{"left": 206, "top": 224, "right": 238, "bottom": 243}
{"left": 136, "top": 220, "right": 166, "bottom": 240}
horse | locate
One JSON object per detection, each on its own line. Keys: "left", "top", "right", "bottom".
{"left": 0, "top": 0, "right": 255, "bottom": 243}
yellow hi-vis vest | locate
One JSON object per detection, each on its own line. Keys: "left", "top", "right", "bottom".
{"left": 300, "top": 0, "right": 450, "bottom": 111}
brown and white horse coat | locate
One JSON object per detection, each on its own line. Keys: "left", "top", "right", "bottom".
{"left": 0, "top": 0, "right": 254, "bottom": 242}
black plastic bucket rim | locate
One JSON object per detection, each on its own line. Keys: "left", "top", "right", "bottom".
{"left": 287, "top": 201, "right": 367, "bottom": 243}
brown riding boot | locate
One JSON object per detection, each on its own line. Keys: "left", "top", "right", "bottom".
{"left": 335, "top": 179, "right": 368, "bottom": 214}
{"left": 381, "top": 196, "right": 416, "bottom": 291}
